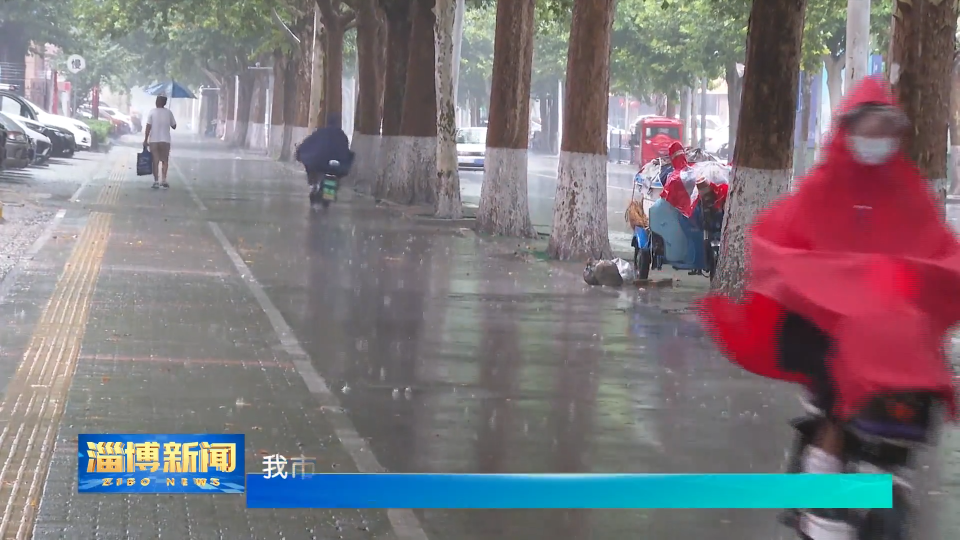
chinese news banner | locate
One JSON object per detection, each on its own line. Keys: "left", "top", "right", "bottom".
{"left": 79, "top": 434, "right": 893, "bottom": 508}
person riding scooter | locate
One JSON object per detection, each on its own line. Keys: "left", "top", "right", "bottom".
{"left": 699, "top": 76, "right": 960, "bottom": 540}
{"left": 295, "top": 113, "right": 354, "bottom": 200}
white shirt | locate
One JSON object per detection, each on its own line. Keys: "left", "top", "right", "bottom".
{"left": 146, "top": 107, "right": 176, "bottom": 143}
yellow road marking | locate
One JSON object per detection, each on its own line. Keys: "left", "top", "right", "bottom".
{"left": 0, "top": 159, "right": 124, "bottom": 539}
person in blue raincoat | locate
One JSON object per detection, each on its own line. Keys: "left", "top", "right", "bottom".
{"left": 295, "top": 113, "right": 355, "bottom": 188}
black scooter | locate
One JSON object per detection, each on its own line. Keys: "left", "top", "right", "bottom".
{"left": 780, "top": 392, "right": 938, "bottom": 539}
{"left": 308, "top": 159, "right": 342, "bottom": 209}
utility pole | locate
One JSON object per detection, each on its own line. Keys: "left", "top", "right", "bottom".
{"left": 845, "top": 0, "right": 871, "bottom": 89}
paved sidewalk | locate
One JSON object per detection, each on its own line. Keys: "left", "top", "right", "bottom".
{"left": 0, "top": 137, "right": 949, "bottom": 539}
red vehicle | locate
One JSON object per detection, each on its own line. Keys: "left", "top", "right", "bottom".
{"left": 631, "top": 116, "right": 683, "bottom": 165}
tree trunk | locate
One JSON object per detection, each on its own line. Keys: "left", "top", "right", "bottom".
{"left": 793, "top": 71, "right": 814, "bottom": 187}
{"left": 315, "top": 27, "right": 328, "bottom": 129}
{"left": 546, "top": 0, "right": 616, "bottom": 261}
{"left": 890, "top": 0, "right": 957, "bottom": 207}
{"left": 725, "top": 62, "right": 743, "bottom": 149}
{"left": 232, "top": 70, "right": 256, "bottom": 148}
{"left": 690, "top": 87, "right": 698, "bottom": 149}
{"left": 387, "top": 0, "right": 438, "bottom": 205}
{"left": 375, "top": 0, "right": 414, "bottom": 200}
{"left": 246, "top": 72, "right": 266, "bottom": 149}
{"left": 376, "top": 8, "right": 388, "bottom": 121}
{"left": 224, "top": 76, "right": 237, "bottom": 140}
{"left": 845, "top": 0, "right": 871, "bottom": 88}
{"left": 712, "top": 0, "right": 806, "bottom": 296}
{"left": 475, "top": 0, "right": 537, "bottom": 236}
{"left": 348, "top": 0, "right": 386, "bottom": 193}
{"left": 679, "top": 87, "right": 690, "bottom": 146}
{"left": 665, "top": 94, "right": 677, "bottom": 118}
{"left": 323, "top": 22, "right": 345, "bottom": 124}
{"left": 433, "top": 0, "right": 463, "bottom": 218}
{"left": 824, "top": 53, "right": 844, "bottom": 113}
{"left": 950, "top": 70, "right": 960, "bottom": 195}
{"left": 270, "top": 50, "right": 288, "bottom": 159}
{"left": 280, "top": 50, "right": 305, "bottom": 162}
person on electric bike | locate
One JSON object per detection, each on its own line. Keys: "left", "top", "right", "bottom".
{"left": 295, "top": 113, "right": 354, "bottom": 194}
{"left": 699, "top": 76, "right": 960, "bottom": 540}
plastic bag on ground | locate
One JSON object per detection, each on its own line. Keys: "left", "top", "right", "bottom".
{"left": 583, "top": 258, "right": 634, "bottom": 287}
{"left": 614, "top": 258, "right": 636, "bottom": 283}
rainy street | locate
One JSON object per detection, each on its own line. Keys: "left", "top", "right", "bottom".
{"left": 0, "top": 139, "right": 950, "bottom": 539}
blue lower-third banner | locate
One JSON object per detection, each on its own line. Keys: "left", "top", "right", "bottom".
{"left": 78, "top": 434, "right": 245, "bottom": 494}
{"left": 245, "top": 473, "right": 892, "bottom": 509}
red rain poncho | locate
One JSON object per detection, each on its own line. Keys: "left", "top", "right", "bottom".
{"left": 699, "top": 76, "right": 960, "bottom": 419}
{"left": 661, "top": 142, "right": 699, "bottom": 217}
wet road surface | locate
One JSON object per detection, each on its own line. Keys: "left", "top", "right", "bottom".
{"left": 0, "top": 137, "right": 952, "bottom": 538}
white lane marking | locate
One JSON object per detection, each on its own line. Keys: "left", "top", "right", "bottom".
{"left": 173, "top": 161, "right": 429, "bottom": 540}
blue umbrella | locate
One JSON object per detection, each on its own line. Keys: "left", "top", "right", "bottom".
{"left": 143, "top": 81, "right": 196, "bottom": 99}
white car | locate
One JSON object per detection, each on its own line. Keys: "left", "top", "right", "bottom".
{"left": 456, "top": 127, "right": 487, "bottom": 169}
{"left": 17, "top": 97, "right": 92, "bottom": 149}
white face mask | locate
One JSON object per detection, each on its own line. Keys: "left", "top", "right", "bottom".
{"left": 847, "top": 135, "right": 899, "bottom": 165}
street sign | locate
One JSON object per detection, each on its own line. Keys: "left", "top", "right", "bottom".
{"left": 67, "top": 55, "right": 86, "bottom": 74}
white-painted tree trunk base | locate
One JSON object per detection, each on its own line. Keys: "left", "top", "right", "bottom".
{"left": 476, "top": 148, "right": 536, "bottom": 236}
{"left": 269, "top": 125, "right": 285, "bottom": 159}
{"left": 392, "top": 136, "right": 437, "bottom": 205}
{"left": 347, "top": 133, "right": 381, "bottom": 194}
{"left": 233, "top": 121, "right": 249, "bottom": 146}
{"left": 291, "top": 126, "right": 312, "bottom": 145}
{"left": 714, "top": 167, "right": 792, "bottom": 295}
{"left": 547, "top": 151, "right": 611, "bottom": 260}
{"left": 225, "top": 120, "right": 236, "bottom": 140}
{"left": 375, "top": 136, "right": 403, "bottom": 199}
{"left": 246, "top": 123, "right": 266, "bottom": 150}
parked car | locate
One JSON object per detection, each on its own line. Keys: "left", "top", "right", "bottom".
{"left": 100, "top": 106, "right": 136, "bottom": 133}
{"left": 0, "top": 91, "right": 92, "bottom": 150}
{"left": 456, "top": 127, "right": 487, "bottom": 169}
{"left": 0, "top": 112, "right": 33, "bottom": 168}
{"left": 42, "top": 124, "right": 77, "bottom": 157}
{"left": 79, "top": 107, "right": 129, "bottom": 136}
{"left": 6, "top": 114, "right": 52, "bottom": 165}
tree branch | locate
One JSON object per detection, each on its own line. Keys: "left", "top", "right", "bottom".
{"left": 344, "top": 17, "right": 357, "bottom": 31}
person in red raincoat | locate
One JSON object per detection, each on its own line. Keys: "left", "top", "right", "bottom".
{"left": 660, "top": 142, "right": 697, "bottom": 216}
{"left": 700, "top": 76, "right": 960, "bottom": 538}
